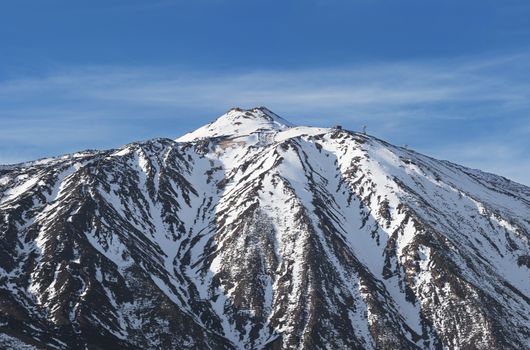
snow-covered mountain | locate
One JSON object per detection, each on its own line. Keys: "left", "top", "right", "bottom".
{"left": 1, "top": 107, "right": 529, "bottom": 349}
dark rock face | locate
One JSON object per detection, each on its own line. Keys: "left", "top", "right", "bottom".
{"left": 0, "top": 108, "right": 529, "bottom": 349}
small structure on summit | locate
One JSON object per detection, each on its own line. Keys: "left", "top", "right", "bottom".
{"left": 333, "top": 125, "right": 343, "bottom": 130}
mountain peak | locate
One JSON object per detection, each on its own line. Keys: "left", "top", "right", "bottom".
{"left": 177, "top": 107, "right": 293, "bottom": 142}
{"left": 1, "top": 107, "right": 529, "bottom": 349}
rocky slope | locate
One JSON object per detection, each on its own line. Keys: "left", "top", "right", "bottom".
{"left": 0, "top": 107, "right": 529, "bottom": 349}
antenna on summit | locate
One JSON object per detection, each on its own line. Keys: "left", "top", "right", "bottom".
{"left": 362, "top": 125, "right": 367, "bottom": 135}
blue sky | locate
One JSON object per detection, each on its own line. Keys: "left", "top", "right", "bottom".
{"left": 1, "top": 0, "right": 530, "bottom": 185}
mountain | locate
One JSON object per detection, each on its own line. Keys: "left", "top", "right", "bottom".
{"left": 0, "top": 107, "right": 529, "bottom": 350}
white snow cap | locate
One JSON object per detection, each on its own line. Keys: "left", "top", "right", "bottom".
{"left": 177, "top": 107, "right": 294, "bottom": 142}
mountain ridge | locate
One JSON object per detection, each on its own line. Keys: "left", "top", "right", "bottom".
{"left": 0, "top": 108, "right": 529, "bottom": 349}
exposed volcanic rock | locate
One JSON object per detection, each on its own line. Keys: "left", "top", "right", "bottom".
{"left": 0, "top": 107, "right": 529, "bottom": 349}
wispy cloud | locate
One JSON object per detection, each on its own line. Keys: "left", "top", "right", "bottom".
{"left": 1, "top": 53, "right": 529, "bottom": 184}
{"left": 3, "top": 54, "right": 530, "bottom": 119}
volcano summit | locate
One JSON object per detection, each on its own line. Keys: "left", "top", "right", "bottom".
{"left": 0, "top": 108, "right": 529, "bottom": 349}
